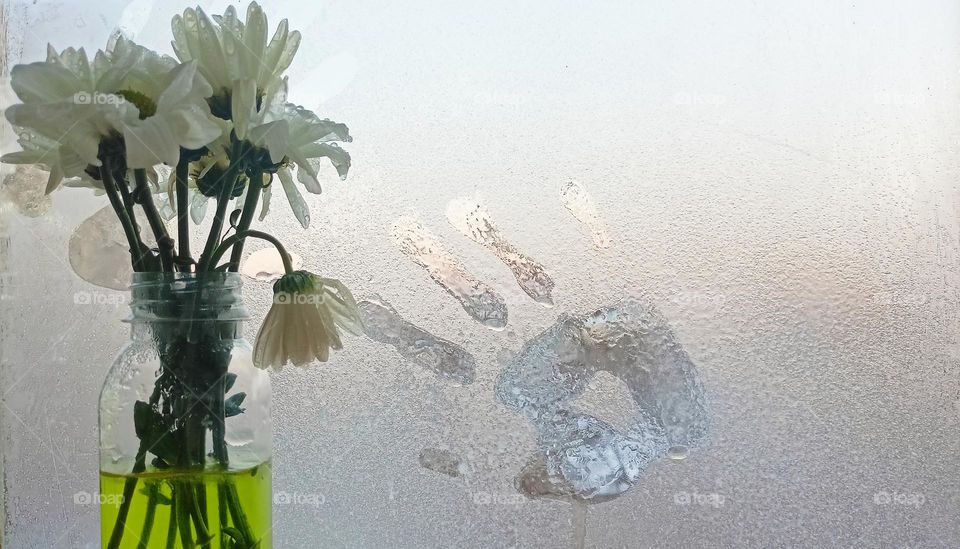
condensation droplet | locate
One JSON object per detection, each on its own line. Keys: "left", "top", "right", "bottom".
{"left": 391, "top": 215, "right": 508, "bottom": 328}
{"left": 239, "top": 247, "right": 303, "bottom": 281}
{"left": 446, "top": 198, "right": 555, "bottom": 306}
{"left": 559, "top": 181, "right": 611, "bottom": 249}
{"left": 668, "top": 445, "right": 689, "bottom": 460}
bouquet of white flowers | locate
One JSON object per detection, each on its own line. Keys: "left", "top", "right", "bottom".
{"left": 3, "top": 3, "right": 361, "bottom": 547}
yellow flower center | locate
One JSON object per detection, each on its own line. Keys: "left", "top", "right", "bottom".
{"left": 115, "top": 89, "right": 157, "bottom": 120}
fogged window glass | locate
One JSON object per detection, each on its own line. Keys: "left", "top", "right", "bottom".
{"left": 2, "top": 0, "right": 959, "bottom": 547}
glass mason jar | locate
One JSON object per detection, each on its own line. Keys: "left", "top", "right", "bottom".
{"left": 99, "top": 272, "right": 272, "bottom": 548}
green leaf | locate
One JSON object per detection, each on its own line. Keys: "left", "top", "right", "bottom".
{"left": 133, "top": 400, "right": 153, "bottom": 439}
{"left": 222, "top": 526, "right": 246, "bottom": 548}
{"left": 224, "top": 392, "right": 246, "bottom": 418}
{"left": 223, "top": 372, "right": 238, "bottom": 393}
{"left": 133, "top": 400, "right": 179, "bottom": 463}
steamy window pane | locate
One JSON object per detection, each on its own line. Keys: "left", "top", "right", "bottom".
{"left": 1, "top": 0, "right": 959, "bottom": 547}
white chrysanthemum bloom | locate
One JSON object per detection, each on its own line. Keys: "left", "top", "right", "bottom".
{"left": 171, "top": 1, "right": 300, "bottom": 132}
{"left": 171, "top": 3, "right": 348, "bottom": 228}
{"left": 238, "top": 81, "right": 352, "bottom": 228}
{"left": 1, "top": 35, "right": 222, "bottom": 192}
{"left": 253, "top": 271, "right": 362, "bottom": 369}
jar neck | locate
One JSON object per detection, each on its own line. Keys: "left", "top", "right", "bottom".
{"left": 126, "top": 272, "right": 249, "bottom": 341}
{"left": 129, "top": 320, "right": 247, "bottom": 341}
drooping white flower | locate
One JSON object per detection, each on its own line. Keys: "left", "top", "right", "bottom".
{"left": 171, "top": 1, "right": 300, "bottom": 132}
{"left": 253, "top": 271, "right": 362, "bottom": 369}
{"left": 1, "top": 35, "right": 222, "bottom": 192}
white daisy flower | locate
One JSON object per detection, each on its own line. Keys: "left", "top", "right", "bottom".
{"left": 170, "top": 3, "right": 349, "bottom": 229}
{"left": 253, "top": 271, "right": 362, "bottom": 369}
{"left": 1, "top": 35, "right": 222, "bottom": 191}
{"left": 171, "top": 1, "right": 300, "bottom": 133}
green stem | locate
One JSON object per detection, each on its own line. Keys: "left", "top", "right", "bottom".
{"left": 165, "top": 484, "right": 178, "bottom": 549}
{"left": 137, "top": 483, "right": 159, "bottom": 549}
{"left": 134, "top": 169, "right": 174, "bottom": 272}
{"left": 186, "top": 481, "right": 212, "bottom": 546}
{"left": 198, "top": 139, "right": 244, "bottom": 272}
{"left": 224, "top": 479, "right": 255, "bottom": 545}
{"left": 217, "top": 484, "right": 229, "bottom": 539}
{"left": 100, "top": 157, "right": 147, "bottom": 271}
{"left": 175, "top": 157, "right": 192, "bottom": 267}
{"left": 177, "top": 482, "right": 196, "bottom": 549}
{"left": 106, "top": 451, "right": 146, "bottom": 549}
{"left": 195, "top": 482, "right": 209, "bottom": 539}
{"left": 212, "top": 377, "right": 228, "bottom": 465}
{"left": 115, "top": 170, "right": 147, "bottom": 256}
{"left": 209, "top": 230, "right": 294, "bottom": 274}
{"left": 227, "top": 168, "right": 263, "bottom": 272}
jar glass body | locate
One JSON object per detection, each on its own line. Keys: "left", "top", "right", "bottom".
{"left": 99, "top": 272, "right": 272, "bottom": 549}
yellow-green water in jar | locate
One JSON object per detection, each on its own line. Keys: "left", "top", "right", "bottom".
{"left": 100, "top": 461, "right": 271, "bottom": 548}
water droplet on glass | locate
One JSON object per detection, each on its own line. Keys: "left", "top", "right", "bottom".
{"left": 668, "top": 445, "right": 689, "bottom": 460}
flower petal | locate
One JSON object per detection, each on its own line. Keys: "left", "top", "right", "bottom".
{"left": 241, "top": 1, "right": 268, "bottom": 82}
{"left": 157, "top": 62, "right": 213, "bottom": 111}
{"left": 10, "top": 62, "right": 82, "bottom": 103}
{"left": 258, "top": 175, "right": 272, "bottom": 221}
{"left": 190, "top": 189, "right": 209, "bottom": 224}
{"left": 232, "top": 78, "right": 257, "bottom": 139}
{"left": 277, "top": 166, "right": 310, "bottom": 228}
{"left": 123, "top": 118, "right": 180, "bottom": 168}
{"left": 300, "top": 142, "right": 351, "bottom": 180}
{"left": 247, "top": 119, "right": 288, "bottom": 164}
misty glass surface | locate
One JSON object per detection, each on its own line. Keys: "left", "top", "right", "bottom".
{"left": 2, "top": 0, "right": 959, "bottom": 547}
